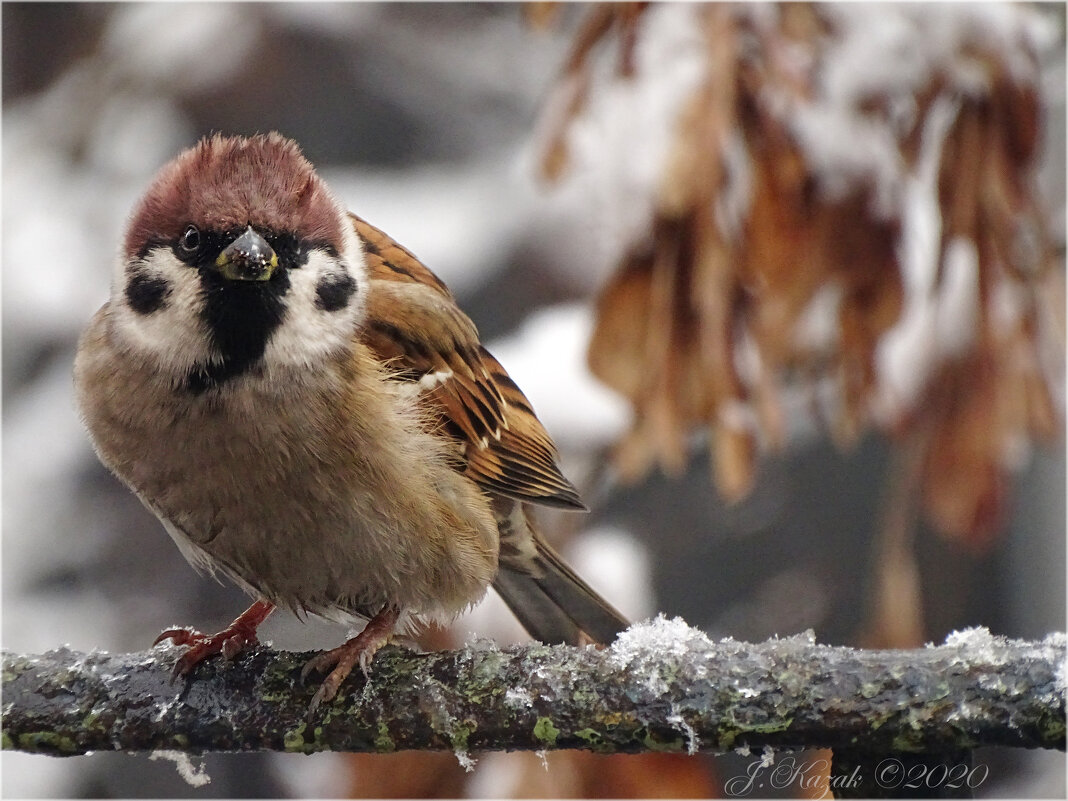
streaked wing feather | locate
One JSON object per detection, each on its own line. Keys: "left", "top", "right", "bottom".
{"left": 353, "top": 213, "right": 452, "bottom": 295}
{"left": 352, "top": 213, "right": 584, "bottom": 510}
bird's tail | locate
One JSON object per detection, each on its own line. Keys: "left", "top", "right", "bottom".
{"left": 492, "top": 505, "right": 629, "bottom": 646}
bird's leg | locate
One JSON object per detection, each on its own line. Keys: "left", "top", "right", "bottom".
{"left": 301, "top": 605, "right": 400, "bottom": 715}
{"left": 154, "top": 600, "right": 276, "bottom": 677}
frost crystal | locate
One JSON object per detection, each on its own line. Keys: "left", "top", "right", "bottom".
{"left": 454, "top": 749, "right": 477, "bottom": 772}
{"left": 667, "top": 704, "right": 700, "bottom": 755}
{"left": 505, "top": 687, "right": 533, "bottom": 709}
{"left": 462, "top": 634, "right": 500, "bottom": 652}
{"left": 148, "top": 750, "right": 211, "bottom": 788}
{"left": 1043, "top": 632, "right": 1067, "bottom": 648}
{"left": 940, "top": 627, "right": 1014, "bottom": 667}
{"left": 759, "top": 745, "right": 777, "bottom": 769}
{"left": 1044, "top": 633, "right": 1067, "bottom": 695}
{"left": 608, "top": 614, "right": 714, "bottom": 696}
{"left": 609, "top": 614, "right": 713, "bottom": 664}
{"left": 943, "top": 626, "right": 1000, "bottom": 649}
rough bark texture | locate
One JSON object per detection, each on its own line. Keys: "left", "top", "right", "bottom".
{"left": 2, "top": 622, "right": 1064, "bottom": 758}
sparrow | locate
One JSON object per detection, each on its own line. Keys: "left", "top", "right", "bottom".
{"left": 74, "top": 132, "right": 628, "bottom": 712}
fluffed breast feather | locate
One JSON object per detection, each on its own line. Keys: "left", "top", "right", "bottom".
{"left": 353, "top": 214, "right": 586, "bottom": 511}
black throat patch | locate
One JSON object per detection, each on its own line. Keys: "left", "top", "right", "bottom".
{"left": 186, "top": 269, "right": 290, "bottom": 394}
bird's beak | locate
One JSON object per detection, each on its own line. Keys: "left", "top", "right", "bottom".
{"left": 214, "top": 226, "right": 278, "bottom": 282}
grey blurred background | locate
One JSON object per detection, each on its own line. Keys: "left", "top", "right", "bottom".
{"left": 3, "top": 3, "right": 1064, "bottom": 798}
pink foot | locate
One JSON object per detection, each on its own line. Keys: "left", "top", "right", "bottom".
{"left": 154, "top": 600, "right": 275, "bottom": 676}
{"left": 301, "top": 605, "right": 400, "bottom": 716}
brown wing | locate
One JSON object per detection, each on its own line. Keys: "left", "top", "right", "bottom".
{"left": 352, "top": 213, "right": 585, "bottom": 510}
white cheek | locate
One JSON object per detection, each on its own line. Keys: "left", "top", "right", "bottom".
{"left": 109, "top": 250, "right": 213, "bottom": 375}
{"left": 262, "top": 237, "right": 365, "bottom": 370}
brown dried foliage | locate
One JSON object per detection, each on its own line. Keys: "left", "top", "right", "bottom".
{"left": 538, "top": 4, "right": 1061, "bottom": 545}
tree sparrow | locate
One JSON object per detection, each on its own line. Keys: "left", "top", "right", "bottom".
{"left": 74, "top": 132, "right": 628, "bottom": 712}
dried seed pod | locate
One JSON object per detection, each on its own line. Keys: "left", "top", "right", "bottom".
{"left": 543, "top": 3, "right": 1060, "bottom": 545}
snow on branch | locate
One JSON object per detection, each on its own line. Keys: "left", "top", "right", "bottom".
{"left": 2, "top": 618, "right": 1064, "bottom": 758}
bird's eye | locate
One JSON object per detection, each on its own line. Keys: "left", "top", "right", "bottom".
{"left": 178, "top": 225, "right": 201, "bottom": 255}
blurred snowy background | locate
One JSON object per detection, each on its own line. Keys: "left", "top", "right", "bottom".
{"left": 2, "top": 3, "right": 1064, "bottom": 798}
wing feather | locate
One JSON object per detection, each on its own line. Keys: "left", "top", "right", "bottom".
{"left": 352, "top": 214, "right": 584, "bottom": 510}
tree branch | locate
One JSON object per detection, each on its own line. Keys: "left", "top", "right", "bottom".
{"left": 2, "top": 619, "right": 1063, "bottom": 758}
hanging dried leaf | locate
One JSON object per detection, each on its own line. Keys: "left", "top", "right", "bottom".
{"left": 539, "top": 3, "right": 1061, "bottom": 546}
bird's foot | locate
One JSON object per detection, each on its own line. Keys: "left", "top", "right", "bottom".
{"left": 302, "top": 606, "right": 400, "bottom": 717}
{"left": 154, "top": 600, "right": 276, "bottom": 677}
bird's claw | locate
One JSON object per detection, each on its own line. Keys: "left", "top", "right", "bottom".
{"left": 153, "top": 626, "right": 202, "bottom": 648}
{"left": 301, "top": 608, "right": 398, "bottom": 719}
{"left": 300, "top": 650, "right": 336, "bottom": 684}
{"left": 305, "top": 675, "right": 336, "bottom": 719}
{"left": 152, "top": 624, "right": 260, "bottom": 677}
{"left": 302, "top": 647, "right": 356, "bottom": 721}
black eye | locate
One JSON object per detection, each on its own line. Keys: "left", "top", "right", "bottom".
{"left": 270, "top": 233, "right": 305, "bottom": 268}
{"left": 178, "top": 225, "right": 201, "bottom": 256}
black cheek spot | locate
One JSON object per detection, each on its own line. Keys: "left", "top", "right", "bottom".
{"left": 126, "top": 272, "right": 172, "bottom": 314}
{"left": 315, "top": 272, "right": 357, "bottom": 312}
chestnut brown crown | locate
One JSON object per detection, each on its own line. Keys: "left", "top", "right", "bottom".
{"left": 123, "top": 132, "right": 344, "bottom": 259}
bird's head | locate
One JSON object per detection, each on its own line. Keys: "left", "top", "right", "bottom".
{"left": 111, "top": 132, "right": 365, "bottom": 393}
